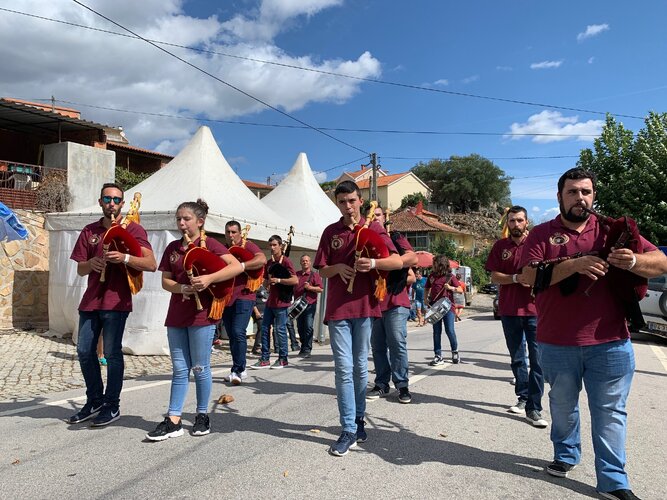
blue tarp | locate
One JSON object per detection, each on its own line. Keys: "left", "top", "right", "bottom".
{"left": 0, "top": 201, "right": 29, "bottom": 242}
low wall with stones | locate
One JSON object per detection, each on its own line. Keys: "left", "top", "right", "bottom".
{"left": 0, "top": 210, "right": 49, "bottom": 330}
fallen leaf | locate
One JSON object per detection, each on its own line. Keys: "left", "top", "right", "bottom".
{"left": 309, "top": 428, "right": 321, "bottom": 433}
{"left": 217, "top": 394, "right": 235, "bottom": 404}
{"left": 11, "top": 459, "right": 20, "bottom": 465}
{"left": 439, "top": 433, "right": 448, "bottom": 438}
{"left": 283, "top": 470, "right": 289, "bottom": 477}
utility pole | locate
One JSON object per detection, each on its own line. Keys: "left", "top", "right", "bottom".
{"left": 370, "top": 152, "right": 378, "bottom": 202}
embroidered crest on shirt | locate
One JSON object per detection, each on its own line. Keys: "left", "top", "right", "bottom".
{"left": 501, "top": 249, "right": 512, "bottom": 260}
{"left": 170, "top": 250, "right": 180, "bottom": 263}
{"left": 549, "top": 232, "right": 570, "bottom": 246}
{"left": 88, "top": 235, "right": 100, "bottom": 245}
{"left": 331, "top": 234, "right": 343, "bottom": 250}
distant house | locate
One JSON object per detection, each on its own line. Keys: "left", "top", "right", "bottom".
{"left": 243, "top": 180, "right": 274, "bottom": 199}
{"left": 331, "top": 166, "right": 431, "bottom": 211}
{"left": 389, "top": 203, "right": 475, "bottom": 252}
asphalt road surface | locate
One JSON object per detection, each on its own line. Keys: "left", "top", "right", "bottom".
{"left": 2, "top": 311, "right": 666, "bottom": 499}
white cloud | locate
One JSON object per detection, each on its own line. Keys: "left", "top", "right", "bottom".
{"left": 461, "top": 75, "right": 479, "bottom": 84}
{"left": 588, "top": 56, "right": 595, "bottom": 64}
{"left": 531, "top": 206, "right": 540, "bottom": 213}
{"left": 506, "top": 111, "right": 604, "bottom": 143}
{"left": 530, "top": 60, "right": 563, "bottom": 70}
{"left": 434, "top": 79, "right": 449, "bottom": 86}
{"left": 496, "top": 65, "right": 513, "bottom": 71}
{"left": 577, "top": 23, "right": 610, "bottom": 42}
{"left": 540, "top": 207, "right": 560, "bottom": 221}
{"left": 313, "top": 171, "right": 328, "bottom": 182}
{"left": 0, "top": 0, "right": 380, "bottom": 150}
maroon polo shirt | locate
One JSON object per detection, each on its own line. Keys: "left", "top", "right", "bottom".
{"left": 520, "top": 215, "right": 657, "bottom": 346}
{"left": 486, "top": 237, "right": 537, "bottom": 317}
{"left": 380, "top": 233, "right": 413, "bottom": 312}
{"left": 294, "top": 269, "right": 323, "bottom": 305}
{"left": 265, "top": 255, "right": 296, "bottom": 308}
{"left": 314, "top": 217, "right": 397, "bottom": 322}
{"left": 159, "top": 237, "right": 230, "bottom": 327}
{"left": 425, "top": 273, "right": 461, "bottom": 304}
{"left": 71, "top": 219, "right": 152, "bottom": 312}
{"left": 228, "top": 240, "right": 263, "bottom": 305}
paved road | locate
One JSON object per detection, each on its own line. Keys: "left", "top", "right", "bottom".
{"left": 1, "top": 310, "right": 666, "bottom": 499}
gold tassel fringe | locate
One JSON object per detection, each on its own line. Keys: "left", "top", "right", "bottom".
{"left": 374, "top": 276, "right": 387, "bottom": 302}
{"left": 127, "top": 272, "right": 143, "bottom": 295}
{"left": 208, "top": 294, "right": 231, "bottom": 321}
{"left": 245, "top": 274, "right": 263, "bottom": 293}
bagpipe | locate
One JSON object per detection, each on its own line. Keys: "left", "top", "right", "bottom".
{"left": 100, "top": 192, "right": 144, "bottom": 294}
{"left": 267, "top": 226, "right": 295, "bottom": 303}
{"left": 347, "top": 201, "right": 390, "bottom": 301}
{"left": 531, "top": 206, "right": 648, "bottom": 329}
{"left": 182, "top": 230, "right": 235, "bottom": 320}
{"left": 228, "top": 224, "right": 264, "bottom": 292}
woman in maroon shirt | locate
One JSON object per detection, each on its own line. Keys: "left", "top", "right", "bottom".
{"left": 425, "top": 255, "right": 463, "bottom": 364}
{"left": 146, "top": 199, "right": 243, "bottom": 441}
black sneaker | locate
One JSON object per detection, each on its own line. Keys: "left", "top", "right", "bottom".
{"left": 297, "top": 351, "right": 311, "bottom": 358}
{"left": 328, "top": 431, "right": 357, "bottom": 456}
{"left": 355, "top": 417, "right": 367, "bottom": 443}
{"left": 598, "top": 489, "right": 641, "bottom": 500}
{"left": 65, "top": 401, "right": 103, "bottom": 424}
{"left": 546, "top": 460, "right": 576, "bottom": 478}
{"left": 525, "top": 410, "right": 549, "bottom": 428}
{"left": 452, "top": 351, "right": 460, "bottom": 364}
{"left": 366, "top": 385, "right": 390, "bottom": 400}
{"left": 146, "top": 417, "right": 184, "bottom": 441}
{"left": 429, "top": 356, "right": 445, "bottom": 366}
{"left": 192, "top": 413, "right": 210, "bottom": 436}
{"left": 91, "top": 405, "right": 120, "bottom": 427}
{"left": 398, "top": 387, "right": 412, "bottom": 404}
{"left": 509, "top": 399, "right": 527, "bottom": 414}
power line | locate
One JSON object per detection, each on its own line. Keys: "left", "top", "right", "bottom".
{"left": 37, "top": 98, "right": 603, "bottom": 139}
{"left": 1, "top": 6, "right": 645, "bottom": 121}
{"left": 69, "top": 1, "right": 370, "bottom": 157}
{"left": 382, "top": 155, "right": 579, "bottom": 161}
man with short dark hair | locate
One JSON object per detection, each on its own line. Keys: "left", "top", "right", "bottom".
{"left": 223, "top": 220, "right": 267, "bottom": 384}
{"left": 521, "top": 168, "right": 667, "bottom": 499}
{"left": 314, "top": 181, "right": 402, "bottom": 456}
{"left": 486, "top": 205, "right": 546, "bottom": 428}
{"left": 67, "top": 183, "right": 156, "bottom": 426}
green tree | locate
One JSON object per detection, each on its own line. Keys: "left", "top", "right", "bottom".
{"left": 412, "top": 155, "right": 511, "bottom": 213}
{"left": 114, "top": 167, "right": 151, "bottom": 192}
{"left": 577, "top": 112, "right": 667, "bottom": 245}
{"left": 399, "top": 192, "right": 427, "bottom": 209}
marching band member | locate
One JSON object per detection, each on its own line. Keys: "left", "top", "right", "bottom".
{"left": 424, "top": 255, "right": 463, "bottom": 365}
{"left": 223, "top": 221, "right": 267, "bottom": 384}
{"left": 146, "top": 200, "right": 242, "bottom": 441}
{"left": 67, "top": 183, "right": 156, "bottom": 427}
{"left": 293, "top": 254, "right": 323, "bottom": 358}
{"left": 314, "top": 181, "right": 401, "bottom": 456}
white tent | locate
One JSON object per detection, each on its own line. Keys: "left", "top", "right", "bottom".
{"left": 261, "top": 152, "right": 341, "bottom": 235}
{"left": 45, "top": 126, "right": 321, "bottom": 354}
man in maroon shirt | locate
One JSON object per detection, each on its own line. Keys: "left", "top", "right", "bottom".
{"left": 314, "top": 181, "right": 402, "bottom": 456}
{"left": 521, "top": 168, "right": 667, "bottom": 499}
{"left": 250, "top": 234, "right": 298, "bottom": 369}
{"left": 366, "top": 204, "right": 418, "bottom": 404}
{"left": 67, "top": 183, "right": 157, "bottom": 427}
{"left": 293, "top": 254, "right": 323, "bottom": 358}
{"left": 486, "top": 206, "right": 546, "bottom": 428}
{"left": 223, "top": 221, "right": 267, "bottom": 384}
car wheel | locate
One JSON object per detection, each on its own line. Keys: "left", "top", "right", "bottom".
{"left": 660, "top": 292, "right": 667, "bottom": 317}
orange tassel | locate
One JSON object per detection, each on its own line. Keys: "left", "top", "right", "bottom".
{"left": 127, "top": 272, "right": 143, "bottom": 295}
{"left": 245, "top": 274, "right": 262, "bottom": 293}
{"left": 208, "top": 294, "right": 231, "bottom": 321}
{"left": 374, "top": 275, "right": 387, "bottom": 301}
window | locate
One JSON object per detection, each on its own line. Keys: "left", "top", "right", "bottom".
{"left": 406, "top": 232, "right": 430, "bottom": 251}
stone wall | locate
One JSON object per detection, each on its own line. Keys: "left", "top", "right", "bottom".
{"left": 0, "top": 210, "right": 49, "bottom": 330}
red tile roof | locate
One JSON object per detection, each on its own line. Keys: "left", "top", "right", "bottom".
{"left": 356, "top": 172, "right": 408, "bottom": 189}
{"left": 243, "top": 180, "right": 274, "bottom": 190}
{"left": 106, "top": 140, "right": 174, "bottom": 159}
{"left": 389, "top": 209, "right": 464, "bottom": 234}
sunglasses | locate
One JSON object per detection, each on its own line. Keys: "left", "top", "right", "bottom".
{"left": 102, "top": 195, "right": 123, "bottom": 204}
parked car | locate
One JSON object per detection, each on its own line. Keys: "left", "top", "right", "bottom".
{"left": 492, "top": 292, "right": 500, "bottom": 320}
{"left": 639, "top": 272, "right": 667, "bottom": 339}
{"left": 481, "top": 283, "right": 498, "bottom": 294}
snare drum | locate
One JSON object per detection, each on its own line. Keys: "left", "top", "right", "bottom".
{"left": 424, "top": 297, "right": 452, "bottom": 324}
{"left": 288, "top": 296, "right": 309, "bottom": 320}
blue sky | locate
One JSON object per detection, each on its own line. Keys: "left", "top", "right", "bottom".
{"left": 1, "top": 1, "right": 665, "bottom": 221}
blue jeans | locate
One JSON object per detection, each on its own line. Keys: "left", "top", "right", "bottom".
{"left": 286, "top": 318, "right": 300, "bottom": 349}
{"left": 222, "top": 299, "right": 254, "bottom": 373}
{"left": 167, "top": 325, "right": 215, "bottom": 415}
{"left": 261, "top": 307, "right": 288, "bottom": 360}
{"left": 297, "top": 303, "right": 317, "bottom": 353}
{"left": 540, "top": 339, "right": 635, "bottom": 492}
{"left": 371, "top": 306, "right": 410, "bottom": 390}
{"left": 328, "top": 318, "right": 372, "bottom": 433}
{"left": 501, "top": 316, "right": 543, "bottom": 411}
{"left": 432, "top": 309, "right": 457, "bottom": 356}
{"left": 77, "top": 310, "right": 129, "bottom": 408}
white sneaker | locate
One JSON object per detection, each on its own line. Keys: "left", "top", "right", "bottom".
{"left": 223, "top": 371, "right": 234, "bottom": 382}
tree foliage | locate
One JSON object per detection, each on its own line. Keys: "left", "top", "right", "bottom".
{"left": 114, "top": 167, "right": 152, "bottom": 192}
{"left": 319, "top": 180, "right": 337, "bottom": 192}
{"left": 428, "top": 235, "right": 490, "bottom": 287}
{"left": 399, "top": 192, "right": 427, "bottom": 209}
{"left": 411, "top": 154, "right": 511, "bottom": 213}
{"left": 577, "top": 112, "right": 667, "bottom": 245}
{"left": 35, "top": 169, "right": 71, "bottom": 212}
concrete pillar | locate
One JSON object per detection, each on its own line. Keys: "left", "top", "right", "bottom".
{"left": 43, "top": 142, "right": 115, "bottom": 211}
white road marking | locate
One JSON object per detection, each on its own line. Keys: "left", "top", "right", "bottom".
{"left": 649, "top": 342, "right": 667, "bottom": 372}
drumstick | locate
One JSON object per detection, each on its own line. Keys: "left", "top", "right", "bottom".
{"left": 182, "top": 232, "right": 204, "bottom": 311}
{"left": 99, "top": 213, "right": 115, "bottom": 283}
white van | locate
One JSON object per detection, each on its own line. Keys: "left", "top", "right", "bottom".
{"left": 455, "top": 265, "right": 474, "bottom": 306}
